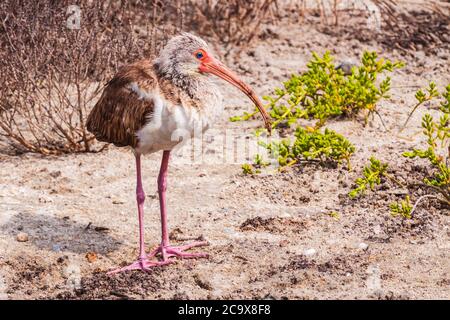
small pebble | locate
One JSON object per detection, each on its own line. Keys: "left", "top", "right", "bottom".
{"left": 279, "top": 212, "right": 292, "bottom": 218}
{"left": 373, "top": 225, "right": 381, "bottom": 235}
{"left": 303, "top": 248, "right": 316, "bottom": 256}
{"left": 57, "top": 256, "right": 67, "bottom": 264}
{"left": 335, "top": 60, "right": 357, "bottom": 75}
{"left": 373, "top": 289, "right": 384, "bottom": 298}
{"left": 359, "top": 242, "right": 369, "bottom": 250}
{"left": 279, "top": 240, "right": 289, "bottom": 247}
{"left": 49, "top": 171, "right": 62, "bottom": 178}
{"left": 16, "top": 232, "right": 29, "bottom": 242}
{"left": 85, "top": 252, "right": 98, "bottom": 263}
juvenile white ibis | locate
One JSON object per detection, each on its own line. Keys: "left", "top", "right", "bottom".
{"left": 87, "top": 33, "right": 271, "bottom": 274}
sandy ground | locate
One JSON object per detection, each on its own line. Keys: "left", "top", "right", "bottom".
{"left": 1, "top": 17, "right": 449, "bottom": 299}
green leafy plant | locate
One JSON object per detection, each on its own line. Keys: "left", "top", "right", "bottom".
{"left": 400, "top": 82, "right": 440, "bottom": 131}
{"left": 247, "top": 127, "right": 355, "bottom": 172}
{"left": 350, "top": 84, "right": 450, "bottom": 219}
{"left": 326, "top": 211, "right": 340, "bottom": 220}
{"left": 241, "top": 154, "right": 269, "bottom": 175}
{"left": 231, "top": 51, "right": 404, "bottom": 130}
{"left": 390, "top": 195, "right": 413, "bottom": 219}
{"left": 241, "top": 163, "right": 256, "bottom": 175}
{"left": 349, "top": 157, "right": 389, "bottom": 198}
{"left": 402, "top": 84, "right": 450, "bottom": 205}
{"left": 235, "top": 50, "right": 403, "bottom": 175}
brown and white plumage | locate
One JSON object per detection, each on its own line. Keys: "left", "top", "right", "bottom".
{"left": 87, "top": 34, "right": 224, "bottom": 154}
{"left": 86, "top": 33, "right": 271, "bottom": 274}
{"left": 87, "top": 59, "right": 157, "bottom": 148}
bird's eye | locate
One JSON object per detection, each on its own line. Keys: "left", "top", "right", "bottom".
{"left": 195, "top": 51, "right": 204, "bottom": 60}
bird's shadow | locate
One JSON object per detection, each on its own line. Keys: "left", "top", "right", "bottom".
{"left": 2, "top": 212, "right": 122, "bottom": 255}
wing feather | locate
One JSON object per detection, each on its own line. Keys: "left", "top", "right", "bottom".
{"left": 86, "top": 60, "right": 158, "bottom": 148}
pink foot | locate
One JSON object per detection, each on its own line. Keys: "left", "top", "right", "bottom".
{"left": 107, "top": 257, "right": 173, "bottom": 275}
{"left": 148, "top": 241, "right": 209, "bottom": 261}
{"left": 108, "top": 241, "right": 209, "bottom": 275}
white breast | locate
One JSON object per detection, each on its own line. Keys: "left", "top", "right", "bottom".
{"left": 134, "top": 89, "right": 223, "bottom": 155}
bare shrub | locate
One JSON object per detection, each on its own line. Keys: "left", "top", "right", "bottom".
{"left": 282, "top": 1, "right": 450, "bottom": 54}
{"left": 0, "top": 0, "right": 182, "bottom": 154}
{"left": 185, "top": 0, "right": 279, "bottom": 55}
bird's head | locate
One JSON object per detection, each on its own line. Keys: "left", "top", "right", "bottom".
{"left": 155, "top": 33, "right": 272, "bottom": 133}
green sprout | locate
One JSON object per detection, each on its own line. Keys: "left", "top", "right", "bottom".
{"left": 259, "top": 127, "right": 355, "bottom": 172}
{"left": 400, "top": 82, "right": 440, "bottom": 131}
{"left": 349, "top": 157, "right": 389, "bottom": 198}
{"left": 402, "top": 84, "right": 450, "bottom": 205}
{"left": 326, "top": 211, "right": 340, "bottom": 220}
{"left": 241, "top": 163, "right": 256, "bottom": 175}
{"left": 390, "top": 195, "right": 413, "bottom": 219}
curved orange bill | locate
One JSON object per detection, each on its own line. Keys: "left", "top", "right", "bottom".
{"left": 200, "top": 59, "right": 272, "bottom": 134}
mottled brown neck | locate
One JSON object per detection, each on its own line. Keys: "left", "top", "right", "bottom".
{"left": 153, "top": 61, "right": 207, "bottom": 100}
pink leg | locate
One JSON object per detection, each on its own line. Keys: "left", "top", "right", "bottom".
{"left": 159, "top": 150, "right": 170, "bottom": 251}
{"left": 108, "top": 153, "right": 172, "bottom": 275}
{"left": 109, "top": 151, "right": 208, "bottom": 275}
{"left": 148, "top": 150, "right": 209, "bottom": 261}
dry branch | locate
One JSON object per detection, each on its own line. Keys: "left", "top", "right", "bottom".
{"left": 0, "top": 0, "right": 182, "bottom": 154}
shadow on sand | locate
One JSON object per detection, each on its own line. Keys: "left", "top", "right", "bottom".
{"left": 1, "top": 211, "right": 122, "bottom": 255}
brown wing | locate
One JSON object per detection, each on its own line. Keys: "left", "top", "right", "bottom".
{"left": 86, "top": 60, "right": 158, "bottom": 148}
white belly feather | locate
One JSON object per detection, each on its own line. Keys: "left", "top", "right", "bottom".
{"left": 134, "top": 88, "right": 223, "bottom": 155}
